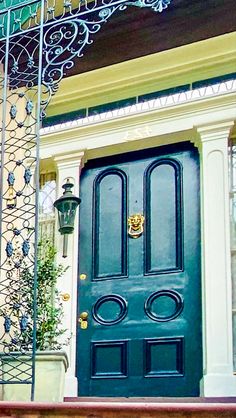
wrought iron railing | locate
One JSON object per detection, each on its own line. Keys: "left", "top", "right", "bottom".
{"left": 0, "top": 0, "right": 172, "bottom": 400}
{"left": 0, "top": 1, "right": 42, "bottom": 400}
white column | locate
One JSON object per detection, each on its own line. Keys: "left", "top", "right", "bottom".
{"left": 54, "top": 151, "right": 86, "bottom": 398}
{"left": 196, "top": 121, "right": 236, "bottom": 396}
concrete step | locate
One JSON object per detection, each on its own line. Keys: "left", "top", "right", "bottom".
{"left": 0, "top": 399, "right": 235, "bottom": 418}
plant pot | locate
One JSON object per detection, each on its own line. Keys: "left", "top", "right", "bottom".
{"left": 0, "top": 350, "right": 69, "bottom": 402}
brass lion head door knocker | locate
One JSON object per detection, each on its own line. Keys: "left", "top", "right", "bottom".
{"left": 128, "top": 214, "right": 145, "bottom": 239}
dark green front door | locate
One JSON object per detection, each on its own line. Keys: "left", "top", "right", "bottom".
{"left": 77, "top": 143, "right": 202, "bottom": 397}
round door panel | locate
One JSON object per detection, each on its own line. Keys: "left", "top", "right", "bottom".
{"left": 92, "top": 295, "right": 128, "bottom": 325}
{"left": 144, "top": 290, "right": 184, "bottom": 322}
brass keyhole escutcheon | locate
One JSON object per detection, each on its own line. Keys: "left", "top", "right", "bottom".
{"left": 79, "top": 312, "right": 88, "bottom": 329}
{"left": 128, "top": 214, "right": 145, "bottom": 239}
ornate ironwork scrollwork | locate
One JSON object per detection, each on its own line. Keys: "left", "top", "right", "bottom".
{"left": 41, "top": 0, "right": 173, "bottom": 111}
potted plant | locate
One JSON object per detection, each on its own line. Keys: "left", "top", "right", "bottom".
{"left": 0, "top": 239, "right": 69, "bottom": 402}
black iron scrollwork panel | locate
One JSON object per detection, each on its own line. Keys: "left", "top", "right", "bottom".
{"left": 0, "top": 18, "right": 40, "bottom": 394}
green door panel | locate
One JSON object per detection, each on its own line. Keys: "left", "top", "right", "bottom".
{"left": 76, "top": 142, "right": 202, "bottom": 397}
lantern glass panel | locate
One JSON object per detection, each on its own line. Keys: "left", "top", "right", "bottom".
{"left": 57, "top": 200, "right": 78, "bottom": 234}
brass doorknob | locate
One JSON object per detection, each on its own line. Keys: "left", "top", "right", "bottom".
{"left": 79, "top": 312, "right": 88, "bottom": 320}
{"left": 78, "top": 312, "right": 89, "bottom": 329}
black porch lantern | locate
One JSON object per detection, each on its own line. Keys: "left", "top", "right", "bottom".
{"left": 54, "top": 179, "right": 81, "bottom": 258}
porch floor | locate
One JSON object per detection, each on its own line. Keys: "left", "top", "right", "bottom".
{"left": 0, "top": 399, "right": 236, "bottom": 418}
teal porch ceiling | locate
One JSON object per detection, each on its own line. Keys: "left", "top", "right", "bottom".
{"left": 0, "top": 0, "right": 39, "bottom": 38}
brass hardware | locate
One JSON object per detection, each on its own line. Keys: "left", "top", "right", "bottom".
{"left": 78, "top": 311, "right": 88, "bottom": 329}
{"left": 128, "top": 214, "right": 145, "bottom": 238}
{"left": 80, "top": 273, "right": 87, "bottom": 281}
{"left": 60, "top": 293, "right": 70, "bottom": 302}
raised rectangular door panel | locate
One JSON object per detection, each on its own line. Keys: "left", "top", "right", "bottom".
{"left": 144, "top": 337, "right": 184, "bottom": 377}
{"left": 91, "top": 340, "right": 128, "bottom": 378}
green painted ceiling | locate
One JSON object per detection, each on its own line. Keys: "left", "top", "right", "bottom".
{"left": 0, "top": 0, "right": 39, "bottom": 38}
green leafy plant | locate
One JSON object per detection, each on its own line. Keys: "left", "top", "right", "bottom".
{"left": 34, "top": 239, "right": 68, "bottom": 350}
{"left": 4, "top": 239, "right": 68, "bottom": 352}
{"left": 0, "top": 239, "right": 68, "bottom": 352}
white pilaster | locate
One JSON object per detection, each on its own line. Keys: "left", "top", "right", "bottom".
{"left": 54, "top": 151, "right": 86, "bottom": 398}
{"left": 196, "top": 121, "right": 236, "bottom": 396}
